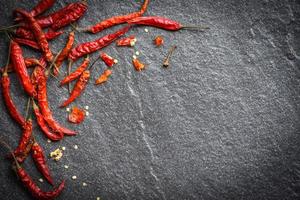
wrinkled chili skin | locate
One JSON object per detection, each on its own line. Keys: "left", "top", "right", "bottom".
{"left": 13, "top": 120, "right": 33, "bottom": 156}
{"left": 127, "top": 16, "right": 182, "bottom": 31}
{"left": 116, "top": 35, "right": 136, "bottom": 47}
{"left": 17, "top": 167, "right": 65, "bottom": 200}
{"left": 30, "top": 0, "right": 56, "bottom": 17}
{"left": 32, "top": 142, "right": 54, "bottom": 185}
{"left": 60, "top": 56, "right": 90, "bottom": 86}
{"left": 60, "top": 70, "right": 90, "bottom": 108}
{"left": 1, "top": 73, "right": 26, "bottom": 126}
{"left": 69, "top": 26, "right": 131, "bottom": 61}
{"left": 51, "top": 2, "right": 87, "bottom": 30}
{"left": 33, "top": 101, "right": 63, "bottom": 141}
{"left": 54, "top": 31, "right": 75, "bottom": 76}
{"left": 88, "top": 0, "right": 149, "bottom": 33}
{"left": 15, "top": 139, "right": 33, "bottom": 163}
{"left": 15, "top": 9, "right": 53, "bottom": 62}
{"left": 14, "top": 38, "right": 40, "bottom": 50}
{"left": 10, "top": 40, "right": 36, "bottom": 97}
{"left": 15, "top": 27, "right": 63, "bottom": 41}
{"left": 36, "top": 69, "right": 76, "bottom": 136}
{"left": 100, "top": 53, "right": 116, "bottom": 67}
{"left": 1, "top": 58, "right": 40, "bottom": 73}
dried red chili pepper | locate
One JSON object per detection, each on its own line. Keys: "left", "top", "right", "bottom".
{"left": 15, "top": 9, "right": 53, "bottom": 62}
{"left": 69, "top": 25, "right": 131, "bottom": 61}
{"left": 33, "top": 100, "right": 63, "bottom": 141}
{"left": 10, "top": 40, "right": 36, "bottom": 97}
{"left": 68, "top": 106, "right": 85, "bottom": 124}
{"left": 16, "top": 166, "right": 65, "bottom": 200}
{"left": 53, "top": 31, "right": 75, "bottom": 76}
{"left": 36, "top": 68, "right": 76, "bottom": 136}
{"left": 1, "top": 72, "right": 26, "bottom": 126}
{"left": 1, "top": 57, "right": 40, "bottom": 73}
{"left": 95, "top": 69, "right": 112, "bottom": 85}
{"left": 127, "top": 16, "right": 209, "bottom": 31}
{"left": 60, "top": 70, "right": 90, "bottom": 107}
{"left": 154, "top": 35, "right": 164, "bottom": 46}
{"left": 60, "top": 55, "right": 90, "bottom": 86}
{"left": 15, "top": 139, "right": 34, "bottom": 163}
{"left": 14, "top": 38, "right": 40, "bottom": 50}
{"left": 31, "top": 141, "right": 54, "bottom": 185}
{"left": 132, "top": 58, "right": 145, "bottom": 71}
{"left": 12, "top": 119, "right": 33, "bottom": 156}
{"left": 116, "top": 35, "right": 136, "bottom": 47}
{"left": 15, "top": 27, "right": 63, "bottom": 41}
{"left": 86, "top": 0, "right": 149, "bottom": 33}
{"left": 100, "top": 52, "right": 117, "bottom": 67}
{"left": 51, "top": 1, "right": 87, "bottom": 30}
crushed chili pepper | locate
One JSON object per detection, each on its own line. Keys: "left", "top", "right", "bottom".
{"left": 132, "top": 58, "right": 146, "bottom": 71}
{"left": 86, "top": 0, "right": 149, "bottom": 33}
{"left": 53, "top": 31, "right": 75, "bottom": 76}
{"left": 68, "top": 106, "right": 85, "bottom": 124}
{"left": 60, "top": 55, "right": 90, "bottom": 86}
{"left": 95, "top": 69, "right": 112, "bottom": 85}
{"left": 60, "top": 70, "right": 90, "bottom": 108}
{"left": 10, "top": 40, "right": 36, "bottom": 97}
{"left": 127, "top": 16, "right": 209, "bottom": 31}
{"left": 31, "top": 141, "right": 54, "bottom": 185}
{"left": 100, "top": 52, "right": 117, "bottom": 67}
{"left": 116, "top": 35, "right": 136, "bottom": 47}
{"left": 69, "top": 25, "right": 131, "bottom": 61}
{"left": 154, "top": 35, "right": 164, "bottom": 46}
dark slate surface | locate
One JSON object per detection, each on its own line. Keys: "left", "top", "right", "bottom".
{"left": 0, "top": 0, "right": 300, "bottom": 199}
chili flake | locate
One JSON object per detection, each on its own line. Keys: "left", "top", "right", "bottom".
{"left": 100, "top": 52, "right": 118, "bottom": 67}
{"left": 132, "top": 58, "right": 146, "bottom": 71}
{"left": 95, "top": 69, "right": 112, "bottom": 85}
{"left": 68, "top": 106, "right": 85, "bottom": 124}
{"left": 154, "top": 36, "right": 164, "bottom": 47}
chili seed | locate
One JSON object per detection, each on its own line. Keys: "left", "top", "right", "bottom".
{"left": 135, "top": 51, "right": 140, "bottom": 56}
{"left": 39, "top": 178, "right": 43, "bottom": 183}
{"left": 72, "top": 176, "right": 77, "bottom": 180}
{"left": 74, "top": 145, "right": 78, "bottom": 149}
{"left": 144, "top": 28, "right": 149, "bottom": 33}
{"left": 82, "top": 182, "right": 87, "bottom": 186}
{"left": 64, "top": 165, "right": 69, "bottom": 169}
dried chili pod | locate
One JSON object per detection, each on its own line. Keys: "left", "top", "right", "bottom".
{"left": 100, "top": 52, "right": 118, "bottom": 67}
{"left": 13, "top": 119, "right": 33, "bottom": 156}
{"left": 95, "top": 69, "right": 112, "bottom": 85}
{"left": 116, "top": 35, "right": 136, "bottom": 47}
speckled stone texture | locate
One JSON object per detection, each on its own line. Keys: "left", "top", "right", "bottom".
{"left": 0, "top": 0, "right": 299, "bottom": 199}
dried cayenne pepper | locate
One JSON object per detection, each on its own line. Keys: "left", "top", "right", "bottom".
{"left": 95, "top": 69, "right": 112, "bottom": 85}
{"left": 100, "top": 52, "right": 118, "bottom": 67}
{"left": 68, "top": 106, "right": 85, "bottom": 124}
{"left": 116, "top": 35, "right": 137, "bottom": 47}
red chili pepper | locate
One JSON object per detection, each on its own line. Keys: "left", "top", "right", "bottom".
{"left": 36, "top": 68, "right": 76, "bottom": 136}
{"left": 15, "top": 9, "right": 53, "bottom": 62}
{"left": 154, "top": 35, "right": 164, "bottom": 46}
{"left": 14, "top": 38, "right": 40, "bottom": 50}
{"left": 100, "top": 52, "right": 117, "bottom": 67}
{"left": 16, "top": 166, "right": 65, "bottom": 200}
{"left": 68, "top": 106, "right": 85, "bottom": 124}
{"left": 10, "top": 40, "right": 36, "bottom": 97}
{"left": 116, "top": 35, "right": 136, "bottom": 47}
{"left": 95, "top": 69, "right": 112, "bottom": 85}
{"left": 15, "top": 139, "right": 34, "bottom": 163}
{"left": 132, "top": 58, "right": 145, "bottom": 71}
{"left": 1, "top": 72, "right": 26, "bottom": 126}
{"left": 15, "top": 27, "right": 63, "bottom": 41}
{"left": 33, "top": 98, "right": 63, "bottom": 141}
{"left": 53, "top": 31, "right": 75, "bottom": 76}
{"left": 69, "top": 25, "right": 131, "bottom": 61}
{"left": 60, "top": 56, "right": 90, "bottom": 86}
{"left": 60, "top": 70, "right": 90, "bottom": 107}
{"left": 86, "top": 0, "right": 149, "bottom": 33}
{"left": 1, "top": 57, "right": 40, "bottom": 73}
{"left": 31, "top": 141, "right": 54, "bottom": 185}
{"left": 51, "top": 1, "right": 87, "bottom": 30}
{"left": 13, "top": 119, "right": 33, "bottom": 156}
{"left": 127, "top": 16, "right": 209, "bottom": 31}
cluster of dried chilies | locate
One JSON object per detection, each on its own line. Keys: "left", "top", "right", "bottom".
{"left": 0, "top": 0, "right": 208, "bottom": 199}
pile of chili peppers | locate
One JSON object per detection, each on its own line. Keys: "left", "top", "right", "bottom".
{"left": 0, "top": 0, "right": 208, "bottom": 199}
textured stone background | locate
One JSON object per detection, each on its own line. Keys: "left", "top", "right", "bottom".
{"left": 0, "top": 0, "right": 299, "bottom": 199}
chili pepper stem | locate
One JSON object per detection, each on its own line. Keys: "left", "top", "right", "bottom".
{"left": 163, "top": 45, "right": 177, "bottom": 68}
{"left": 25, "top": 98, "right": 32, "bottom": 120}
{"left": 181, "top": 25, "right": 210, "bottom": 30}
{"left": 0, "top": 138, "right": 21, "bottom": 168}
{"left": 0, "top": 24, "right": 20, "bottom": 32}
{"left": 4, "top": 37, "right": 12, "bottom": 73}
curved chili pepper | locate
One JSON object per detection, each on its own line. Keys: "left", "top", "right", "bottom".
{"left": 95, "top": 69, "right": 112, "bottom": 85}
{"left": 100, "top": 52, "right": 117, "bottom": 67}
{"left": 14, "top": 38, "right": 40, "bottom": 50}
{"left": 15, "top": 9, "right": 53, "bottom": 62}
{"left": 13, "top": 119, "right": 33, "bottom": 156}
{"left": 87, "top": 0, "right": 149, "bottom": 33}
{"left": 15, "top": 139, "right": 34, "bottom": 164}
{"left": 60, "top": 56, "right": 89, "bottom": 86}
{"left": 53, "top": 31, "right": 75, "bottom": 76}
{"left": 69, "top": 25, "right": 131, "bottom": 61}
{"left": 1, "top": 72, "right": 26, "bottom": 126}
{"left": 116, "top": 35, "right": 136, "bottom": 47}
{"left": 16, "top": 166, "right": 65, "bottom": 200}
{"left": 32, "top": 141, "right": 54, "bottom": 185}
{"left": 51, "top": 1, "right": 87, "bottom": 30}
{"left": 60, "top": 70, "right": 90, "bottom": 108}
{"left": 15, "top": 27, "right": 63, "bottom": 41}
{"left": 1, "top": 58, "right": 40, "bottom": 73}
{"left": 33, "top": 100, "right": 63, "bottom": 141}
{"left": 36, "top": 68, "right": 76, "bottom": 135}
{"left": 128, "top": 16, "right": 209, "bottom": 31}
{"left": 10, "top": 40, "right": 36, "bottom": 97}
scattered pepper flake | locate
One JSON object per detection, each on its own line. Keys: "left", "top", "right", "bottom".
{"left": 154, "top": 35, "right": 164, "bottom": 47}
{"left": 100, "top": 52, "right": 117, "bottom": 67}
{"left": 132, "top": 58, "right": 146, "bottom": 71}
{"left": 50, "top": 148, "right": 63, "bottom": 161}
{"left": 116, "top": 35, "right": 136, "bottom": 47}
{"left": 95, "top": 69, "right": 112, "bottom": 85}
{"left": 68, "top": 106, "right": 85, "bottom": 124}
